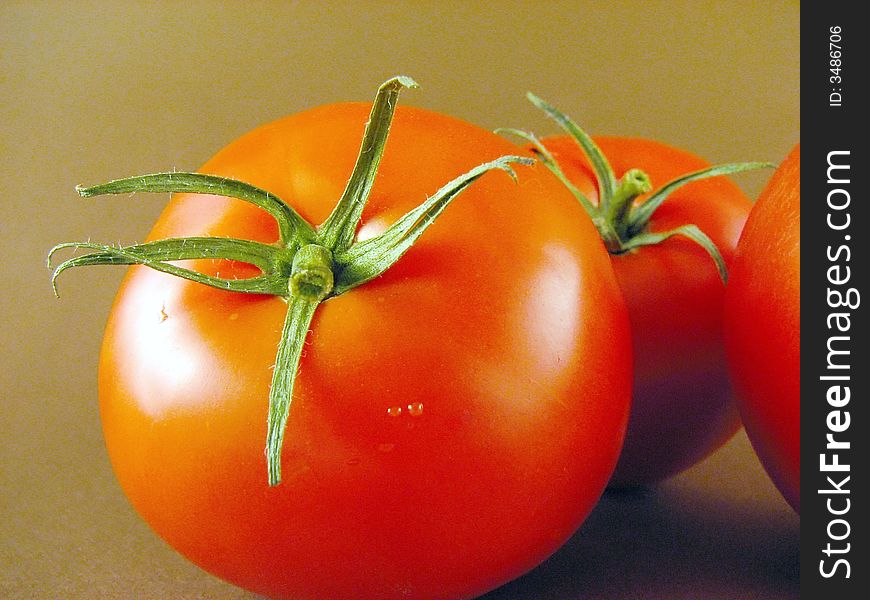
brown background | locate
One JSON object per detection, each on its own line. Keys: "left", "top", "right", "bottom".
{"left": 1, "top": 1, "right": 799, "bottom": 598}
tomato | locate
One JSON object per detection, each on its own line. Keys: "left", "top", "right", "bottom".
{"left": 527, "top": 133, "right": 753, "bottom": 485}
{"left": 724, "top": 144, "right": 800, "bottom": 512}
{"left": 87, "top": 96, "right": 632, "bottom": 598}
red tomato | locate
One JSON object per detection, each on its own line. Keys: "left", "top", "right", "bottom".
{"left": 537, "top": 136, "right": 752, "bottom": 485}
{"left": 724, "top": 144, "right": 800, "bottom": 512}
{"left": 96, "top": 103, "right": 632, "bottom": 598}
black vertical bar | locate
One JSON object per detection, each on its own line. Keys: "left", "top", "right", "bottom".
{"left": 801, "top": 3, "right": 866, "bottom": 597}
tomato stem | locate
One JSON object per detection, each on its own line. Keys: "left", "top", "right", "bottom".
{"left": 50, "top": 76, "right": 533, "bottom": 486}
{"left": 265, "top": 293, "right": 321, "bottom": 486}
{"left": 526, "top": 92, "right": 617, "bottom": 211}
{"left": 606, "top": 169, "right": 652, "bottom": 246}
{"left": 289, "top": 244, "right": 334, "bottom": 300}
{"left": 317, "top": 76, "right": 419, "bottom": 252}
{"left": 332, "top": 155, "right": 531, "bottom": 294}
{"left": 626, "top": 161, "right": 775, "bottom": 235}
{"left": 48, "top": 238, "right": 286, "bottom": 296}
{"left": 504, "top": 96, "right": 774, "bottom": 281}
{"left": 75, "top": 172, "right": 315, "bottom": 247}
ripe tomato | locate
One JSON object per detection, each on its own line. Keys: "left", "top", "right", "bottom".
{"left": 533, "top": 135, "right": 752, "bottom": 485}
{"left": 724, "top": 144, "right": 800, "bottom": 512}
{"left": 94, "top": 101, "right": 632, "bottom": 598}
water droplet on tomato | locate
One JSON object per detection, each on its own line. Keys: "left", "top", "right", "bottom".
{"left": 407, "top": 402, "right": 424, "bottom": 416}
{"left": 387, "top": 406, "right": 403, "bottom": 417}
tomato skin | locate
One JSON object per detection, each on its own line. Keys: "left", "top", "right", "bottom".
{"left": 537, "top": 136, "right": 752, "bottom": 485}
{"left": 98, "top": 104, "right": 633, "bottom": 599}
{"left": 724, "top": 144, "right": 800, "bottom": 512}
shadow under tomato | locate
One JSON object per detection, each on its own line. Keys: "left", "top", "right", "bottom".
{"left": 480, "top": 484, "right": 799, "bottom": 600}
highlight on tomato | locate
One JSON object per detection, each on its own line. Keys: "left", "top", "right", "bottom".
{"left": 501, "top": 96, "right": 771, "bottom": 486}
{"left": 724, "top": 144, "right": 800, "bottom": 512}
{"left": 49, "top": 77, "right": 633, "bottom": 599}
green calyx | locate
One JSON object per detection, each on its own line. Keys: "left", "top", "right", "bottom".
{"left": 499, "top": 93, "right": 774, "bottom": 282}
{"left": 49, "top": 76, "right": 533, "bottom": 486}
